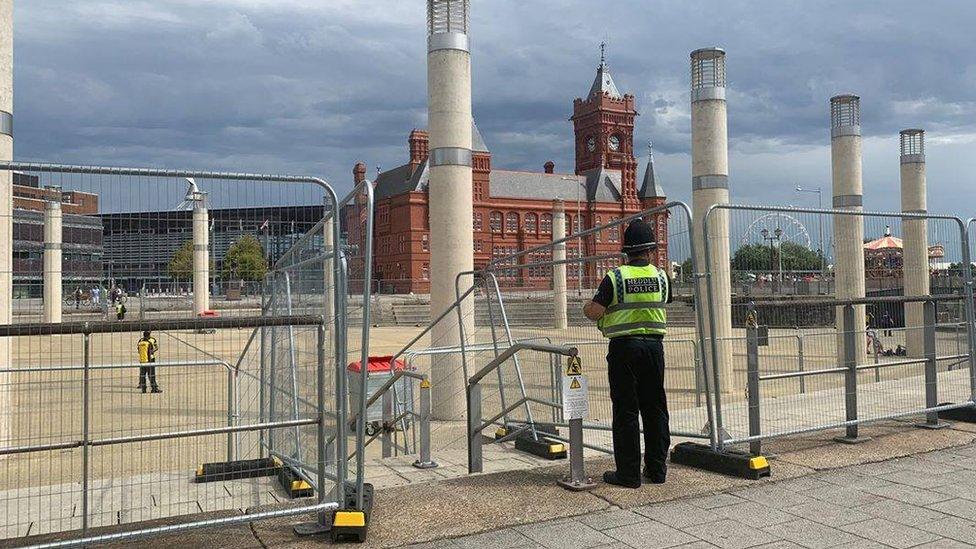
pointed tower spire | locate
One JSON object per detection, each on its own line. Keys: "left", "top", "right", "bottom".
{"left": 639, "top": 140, "right": 665, "bottom": 198}
{"left": 588, "top": 42, "right": 621, "bottom": 99}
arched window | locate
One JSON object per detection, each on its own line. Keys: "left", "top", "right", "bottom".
{"left": 505, "top": 212, "right": 519, "bottom": 233}
{"left": 524, "top": 213, "right": 538, "bottom": 234}
{"left": 595, "top": 216, "right": 603, "bottom": 241}
{"left": 608, "top": 218, "right": 619, "bottom": 243}
{"left": 489, "top": 211, "right": 503, "bottom": 233}
{"left": 541, "top": 213, "right": 553, "bottom": 234}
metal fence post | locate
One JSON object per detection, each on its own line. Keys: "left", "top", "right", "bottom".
{"left": 226, "top": 366, "right": 236, "bottom": 462}
{"left": 918, "top": 299, "right": 950, "bottom": 429}
{"left": 796, "top": 332, "right": 806, "bottom": 394}
{"left": 746, "top": 320, "right": 761, "bottom": 456}
{"left": 467, "top": 382, "right": 482, "bottom": 474}
{"left": 82, "top": 330, "right": 91, "bottom": 532}
{"left": 413, "top": 377, "right": 438, "bottom": 469}
{"left": 381, "top": 390, "right": 392, "bottom": 458}
{"left": 835, "top": 304, "right": 869, "bottom": 443}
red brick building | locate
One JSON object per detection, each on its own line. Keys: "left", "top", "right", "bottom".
{"left": 346, "top": 54, "right": 668, "bottom": 293}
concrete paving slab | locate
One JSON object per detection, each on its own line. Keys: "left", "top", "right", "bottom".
{"left": 760, "top": 518, "right": 860, "bottom": 549}
{"left": 854, "top": 498, "right": 949, "bottom": 527}
{"left": 840, "top": 517, "right": 940, "bottom": 549}
{"left": 603, "top": 519, "right": 698, "bottom": 549}
{"left": 782, "top": 500, "right": 871, "bottom": 527}
{"left": 578, "top": 509, "right": 647, "bottom": 531}
{"left": 634, "top": 501, "right": 727, "bottom": 529}
{"left": 911, "top": 538, "right": 976, "bottom": 549}
{"left": 690, "top": 518, "right": 782, "bottom": 549}
{"left": 926, "top": 498, "right": 976, "bottom": 522}
{"left": 918, "top": 517, "right": 976, "bottom": 543}
{"left": 514, "top": 519, "right": 613, "bottom": 549}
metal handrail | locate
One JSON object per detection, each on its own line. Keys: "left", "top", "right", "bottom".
{"left": 468, "top": 342, "right": 578, "bottom": 386}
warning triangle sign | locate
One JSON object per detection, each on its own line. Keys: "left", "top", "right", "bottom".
{"left": 566, "top": 357, "right": 582, "bottom": 376}
{"left": 569, "top": 377, "right": 582, "bottom": 390}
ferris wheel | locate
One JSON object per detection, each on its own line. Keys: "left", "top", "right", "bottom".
{"left": 739, "top": 213, "right": 812, "bottom": 249}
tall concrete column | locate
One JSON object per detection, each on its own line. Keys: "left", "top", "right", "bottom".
{"left": 43, "top": 197, "right": 62, "bottom": 323}
{"left": 323, "top": 218, "right": 335, "bottom": 326}
{"left": 0, "top": 0, "right": 13, "bottom": 446}
{"left": 552, "top": 200, "right": 567, "bottom": 330}
{"left": 830, "top": 94, "right": 867, "bottom": 360}
{"left": 190, "top": 185, "right": 210, "bottom": 315}
{"left": 900, "top": 129, "right": 927, "bottom": 357}
{"left": 690, "top": 48, "right": 734, "bottom": 392}
{"left": 427, "top": 0, "right": 474, "bottom": 419}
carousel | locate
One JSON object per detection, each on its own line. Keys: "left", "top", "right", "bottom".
{"left": 863, "top": 226, "right": 944, "bottom": 278}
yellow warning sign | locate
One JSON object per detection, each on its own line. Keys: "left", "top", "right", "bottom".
{"left": 569, "top": 377, "right": 582, "bottom": 390}
{"left": 420, "top": 379, "right": 431, "bottom": 389}
{"left": 566, "top": 356, "right": 582, "bottom": 376}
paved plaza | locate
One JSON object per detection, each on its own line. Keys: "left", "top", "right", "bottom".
{"left": 409, "top": 441, "right": 976, "bottom": 549}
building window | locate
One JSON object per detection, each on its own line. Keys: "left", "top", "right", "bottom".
{"left": 524, "top": 213, "right": 537, "bottom": 234}
{"left": 541, "top": 213, "right": 553, "bottom": 234}
{"left": 475, "top": 240, "right": 484, "bottom": 253}
{"left": 595, "top": 216, "right": 603, "bottom": 242}
{"left": 490, "top": 211, "right": 503, "bottom": 233}
{"left": 609, "top": 218, "right": 619, "bottom": 243}
{"left": 398, "top": 235, "right": 406, "bottom": 253}
{"left": 422, "top": 263, "right": 429, "bottom": 280}
{"left": 473, "top": 212, "right": 483, "bottom": 232}
{"left": 505, "top": 212, "right": 519, "bottom": 233}
{"left": 422, "top": 233, "right": 429, "bottom": 252}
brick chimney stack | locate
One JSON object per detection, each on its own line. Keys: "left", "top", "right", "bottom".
{"left": 408, "top": 129, "right": 430, "bottom": 174}
{"left": 353, "top": 162, "right": 367, "bottom": 184}
{"left": 544, "top": 161, "right": 555, "bottom": 174}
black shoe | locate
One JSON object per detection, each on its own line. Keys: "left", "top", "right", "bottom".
{"left": 151, "top": 387, "right": 162, "bottom": 394}
{"left": 140, "top": 386, "right": 147, "bottom": 394}
{"left": 643, "top": 470, "right": 666, "bottom": 484}
{"left": 603, "top": 471, "right": 640, "bottom": 489}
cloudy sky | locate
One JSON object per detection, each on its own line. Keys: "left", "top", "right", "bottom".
{"left": 12, "top": 0, "right": 976, "bottom": 214}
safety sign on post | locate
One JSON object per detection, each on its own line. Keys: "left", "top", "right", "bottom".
{"left": 562, "top": 356, "right": 588, "bottom": 420}
{"left": 557, "top": 353, "right": 595, "bottom": 491}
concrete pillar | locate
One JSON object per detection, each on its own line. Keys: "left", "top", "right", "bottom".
{"left": 0, "top": 0, "right": 13, "bottom": 446}
{"left": 830, "top": 94, "right": 867, "bottom": 360}
{"left": 427, "top": 0, "right": 474, "bottom": 419}
{"left": 690, "top": 48, "right": 734, "bottom": 392}
{"left": 43, "top": 198, "right": 62, "bottom": 323}
{"left": 191, "top": 188, "right": 210, "bottom": 315}
{"left": 900, "top": 129, "right": 927, "bottom": 358}
{"left": 552, "top": 200, "right": 567, "bottom": 330}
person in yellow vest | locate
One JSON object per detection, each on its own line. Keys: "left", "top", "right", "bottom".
{"left": 583, "top": 219, "right": 671, "bottom": 488}
{"left": 137, "top": 330, "right": 162, "bottom": 394}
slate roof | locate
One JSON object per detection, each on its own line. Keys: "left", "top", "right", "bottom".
{"left": 489, "top": 170, "right": 586, "bottom": 201}
{"left": 373, "top": 162, "right": 426, "bottom": 201}
{"left": 588, "top": 61, "right": 621, "bottom": 99}
{"left": 638, "top": 153, "right": 665, "bottom": 199}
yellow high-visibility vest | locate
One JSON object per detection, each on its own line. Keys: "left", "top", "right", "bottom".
{"left": 137, "top": 337, "right": 157, "bottom": 363}
{"left": 597, "top": 264, "right": 668, "bottom": 338}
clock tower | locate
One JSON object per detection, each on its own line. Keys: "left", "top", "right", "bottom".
{"left": 571, "top": 44, "right": 639, "bottom": 205}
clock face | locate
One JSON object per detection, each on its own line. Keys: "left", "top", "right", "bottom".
{"left": 586, "top": 136, "right": 596, "bottom": 152}
{"left": 608, "top": 135, "right": 620, "bottom": 151}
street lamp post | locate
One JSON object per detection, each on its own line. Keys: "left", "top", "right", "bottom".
{"left": 795, "top": 185, "right": 826, "bottom": 286}
{"left": 761, "top": 227, "right": 783, "bottom": 292}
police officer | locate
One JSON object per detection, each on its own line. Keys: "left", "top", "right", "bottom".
{"left": 137, "top": 330, "right": 162, "bottom": 393}
{"left": 583, "top": 220, "right": 671, "bottom": 488}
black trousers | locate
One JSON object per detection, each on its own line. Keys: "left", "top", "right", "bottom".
{"left": 139, "top": 360, "right": 158, "bottom": 388}
{"left": 607, "top": 335, "right": 669, "bottom": 483}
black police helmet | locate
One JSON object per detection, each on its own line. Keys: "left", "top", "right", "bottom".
{"left": 622, "top": 220, "right": 656, "bottom": 254}
{"left": 143, "top": 330, "right": 151, "bottom": 338}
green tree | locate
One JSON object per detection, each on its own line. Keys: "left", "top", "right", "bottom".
{"left": 222, "top": 235, "right": 267, "bottom": 282}
{"left": 168, "top": 240, "right": 193, "bottom": 281}
{"left": 732, "top": 242, "right": 823, "bottom": 272}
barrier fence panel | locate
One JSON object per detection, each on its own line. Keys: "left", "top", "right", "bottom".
{"left": 0, "top": 163, "right": 357, "bottom": 545}
{"left": 703, "top": 204, "right": 975, "bottom": 448}
{"left": 0, "top": 316, "right": 334, "bottom": 545}
{"left": 462, "top": 202, "right": 714, "bottom": 455}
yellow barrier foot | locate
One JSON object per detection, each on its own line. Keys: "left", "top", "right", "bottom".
{"left": 669, "top": 442, "right": 771, "bottom": 480}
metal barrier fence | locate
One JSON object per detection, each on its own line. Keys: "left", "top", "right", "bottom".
{"left": 0, "top": 162, "right": 383, "bottom": 546}
{"left": 0, "top": 315, "right": 335, "bottom": 546}
{"left": 703, "top": 204, "right": 976, "bottom": 451}
{"left": 453, "top": 201, "right": 717, "bottom": 456}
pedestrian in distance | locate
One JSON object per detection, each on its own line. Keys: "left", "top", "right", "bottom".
{"left": 137, "top": 330, "right": 161, "bottom": 393}
{"left": 881, "top": 310, "right": 893, "bottom": 337}
{"left": 583, "top": 219, "right": 672, "bottom": 489}
{"left": 116, "top": 300, "right": 126, "bottom": 321}
{"left": 74, "top": 287, "right": 82, "bottom": 309}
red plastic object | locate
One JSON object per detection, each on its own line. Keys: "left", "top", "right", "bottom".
{"left": 347, "top": 356, "right": 407, "bottom": 374}
{"left": 198, "top": 310, "right": 220, "bottom": 317}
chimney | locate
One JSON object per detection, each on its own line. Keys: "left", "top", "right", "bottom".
{"left": 408, "top": 129, "right": 430, "bottom": 173}
{"left": 544, "top": 161, "right": 555, "bottom": 174}
{"left": 353, "top": 162, "right": 367, "bottom": 184}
